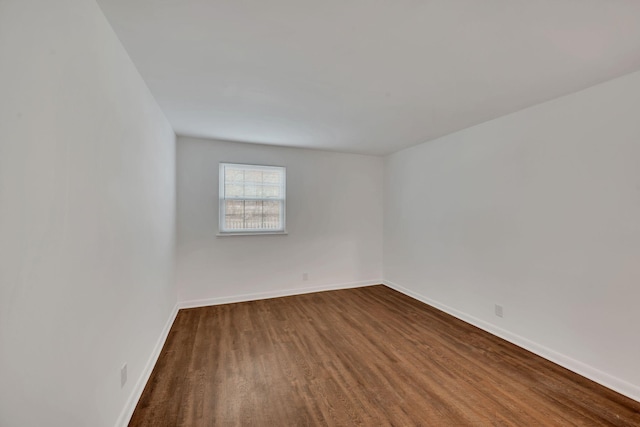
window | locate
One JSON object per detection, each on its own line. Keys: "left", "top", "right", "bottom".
{"left": 219, "top": 163, "right": 286, "bottom": 234}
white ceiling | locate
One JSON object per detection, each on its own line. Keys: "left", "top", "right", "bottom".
{"left": 96, "top": 0, "right": 640, "bottom": 155}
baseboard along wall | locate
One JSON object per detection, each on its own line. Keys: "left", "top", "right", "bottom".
{"left": 383, "top": 280, "right": 640, "bottom": 403}
{"left": 115, "top": 304, "right": 179, "bottom": 427}
{"left": 117, "top": 279, "right": 639, "bottom": 426}
{"left": 116, "top": 279, "right": 380, "bottom": 426}
{"left": 178, "top": 280, "right": 382, "bottom": 309}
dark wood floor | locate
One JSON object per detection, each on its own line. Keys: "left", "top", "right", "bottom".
{"left": 130, "top": 285, "right": 640, "bottom": 426}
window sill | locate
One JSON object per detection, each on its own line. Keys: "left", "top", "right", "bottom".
{"left": 216, "top": 231, "right": 288, "bottom": 237}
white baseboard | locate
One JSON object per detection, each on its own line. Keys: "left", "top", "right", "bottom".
{"left": 179, "top": 280, "right": 382, "bottom": 309}
{"left": 114, "top": 280, "right": 380, "bottom": 426}
{"left": 114, "top": 303, "right": 179, "bottom": 427}
{"left": 383, "top": 280, "right": 640, "bottom": 403}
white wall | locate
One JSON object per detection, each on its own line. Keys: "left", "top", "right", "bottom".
{"left": 384, "top": 70, "right": 640, "bottom": 400}
{"left": 177, "top": 136, "right": 383, "bottom": 304}
{"left": 0, "top": 1, "right": 176, "bottom": 426}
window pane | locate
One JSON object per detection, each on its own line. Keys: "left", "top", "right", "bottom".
{"left": 224, "top": 166, "right": 283, "bottom": 200}
{"left": 262, "top": 184, "right": 280, "bottom": 198}
{"left": 220, "top": 163, "right": 285, "bottom": 232}
{"left": 262, "top": 171, "right": 280, "bottom": 184}
{"left": 243, "top": 200, "right": 262, "bottom": 229}
{"left": 224, "top": 200, "right": 245, "bottom": 230}
{"left": 223, "top": 200, "right": 283, "bottom": 231}
{"left": 225, "top": 183, "right": 244, "bottom": 197}
{"left": 263, "top": 200, "right": 281, "bottom": 229}
{"left": 244, "top": 182, "right": 259, "bottom": 198}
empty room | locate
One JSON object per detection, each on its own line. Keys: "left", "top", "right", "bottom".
{"left": 2, "top": 0, "right": 640, "bottom": 426}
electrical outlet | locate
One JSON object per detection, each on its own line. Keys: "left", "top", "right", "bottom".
{"left": 121, "top": 363, "right": 127, "bottom": 388}
{"left": 495, "top": 304, "right": 504, "bottom": 318}
{"left": 302, "top": 272, "right": 309, "bottom": 281}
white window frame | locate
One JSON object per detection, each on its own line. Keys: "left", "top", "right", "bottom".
{"left": 218, "top": 162, "right": 287, "bottom": 236}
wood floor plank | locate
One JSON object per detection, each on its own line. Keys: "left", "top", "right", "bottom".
{"left": 129, "top": 285, "right": 640, "bottom": 426}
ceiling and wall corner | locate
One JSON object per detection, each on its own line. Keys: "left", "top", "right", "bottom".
{"left": 96, "top": 0, "right": 640, "bottom": 155}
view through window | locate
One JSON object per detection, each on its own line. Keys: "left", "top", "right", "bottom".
{"left": 219, "top": 163, "right": 286, "bottom": 234}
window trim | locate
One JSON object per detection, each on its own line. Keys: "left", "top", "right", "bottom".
{"left": 218, "top": 162, "right": 287, "bottom": 236}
